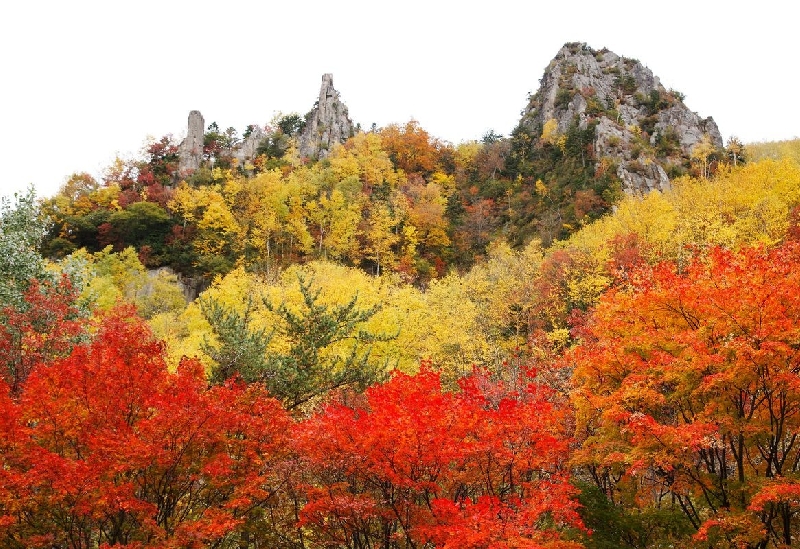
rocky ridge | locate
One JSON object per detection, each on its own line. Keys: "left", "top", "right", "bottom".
{"left": 175, "top": 47, "right": 720, "bottom": 197}
{"left": 519, "top": 42, "right": 723, "bottom": 194}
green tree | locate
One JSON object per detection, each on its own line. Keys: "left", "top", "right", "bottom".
{"left": 200, "top": 296, "right": 272, "bottom": 384}
{"left": 202, "top": 275, "right": 393, "bottom": 411}
{"left": 102, "top": 201, "right": 172, "bottom": 264}
{"left": 277, "top": 112, "right": 306, "bottom": 136}
{"left": 0, "top": 187, "right": 49, "bottom": 309}
{"left": 0, "top": 188, "right": 88, "bottom": 395}
{"left": 264, "top": 275, "right": 392, "bottom": 409}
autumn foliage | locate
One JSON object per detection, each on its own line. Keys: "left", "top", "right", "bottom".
{"left": 570, "top": 241, "right": 800, "bottom": 548}
{"left": 9, "top": 135, "right": 800, "bottom": 548}
{"left": 0, "top": 307, "right": 291, "bottom": 548}
{"left": 294, "top": 365, "right": 584, "bottom": 548}
{"left": 379, "top": 120, "right": 443, "bottom": 177}
{"left": 0, "top": 299, "right": 585, "bottom": 548}
{"left": 0, "top": 275, "right": 84, "bottom": 395}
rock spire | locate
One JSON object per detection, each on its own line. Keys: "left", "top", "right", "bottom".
{"left": 178, "top": 110, "right": 204, "bottom": 176}
{"left": 298, "top": 74, "right": 354, "bottom": 160}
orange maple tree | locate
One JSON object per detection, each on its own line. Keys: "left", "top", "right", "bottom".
{"left": 570, "top": 242, "right": 800, "bottom": 548}
{"left": 0, "top": 307, "right": 291, "bottom": 549}
{"left": 380, "top": 120, "right": 443, "bottom": 177}
{"left": 294, "top": 365, "right": 584, "bottom": 548}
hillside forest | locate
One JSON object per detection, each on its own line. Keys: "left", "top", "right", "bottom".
{"left": 2, "top": 105, "right": 800, "bottom": 549}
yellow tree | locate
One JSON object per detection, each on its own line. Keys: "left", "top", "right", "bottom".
{"left": 406, "top": 180, "right": 451, "bottom": 253}
{"left": 307, "top": 189, "right": 362, "bottom": 263}
{"left": 363, "top": 202, "right": 399, "bottom": 276}
{"left": 328, "top": 132, "right": 403, "bottom": 192}
{"left": 71, "top": 246, "right": 185, "bottom": 320}
{"left": 462, "top": 239, "right": 544, "bottom": 354}
{"left": 285, "top": 194, "right": 313, "bottom": 260}
{"left": 564, "top": 158, "right": 800, "bottom": 267}
{"left": 746, "top": 138, "right": 800, "bottom": 165}
{"left": 726, "top": 136, "right": 745, "bottom": 167}
{"left": 452, "top": 141, "right": 481, "bottom": 187}
{"left": 228, "top": 169, "right": 287, "bottom": 273}
{"left": 391, "top": 273, "right": 488, "bottom": 382}
{"left": 196, "top": 193, "right": 240, "bottom": 257}
{"left": 168, "top": 182, "right": 242, "bottom": 274}
{"left": 690, "top": 134, "right": 716, "bottom": 179}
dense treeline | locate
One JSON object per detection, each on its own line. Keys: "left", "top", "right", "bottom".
{"left": 38, "top": 117, "right": 745, "bottom": 285}
{"left": 2, "top": 131, "right": 800, "bottom": 548}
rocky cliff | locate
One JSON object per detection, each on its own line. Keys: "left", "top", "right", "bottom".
{"left": 298, "top": 74, "right": 354, "bottom": 160}
{"left": 518, "top": 42, "right": 723, "bottom": 194}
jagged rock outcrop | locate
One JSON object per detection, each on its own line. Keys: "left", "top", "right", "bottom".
{"left": 298, "top": 74, "right": 354, "bottom": 160}
{"left": 235, "top": 125, "right": 266, "bottom": 167}
{"left": 519, "top": 42, "right": 723, "bottom": 194}
{"left": 175, "top": 75, "right": 353, "bottom": 172}
{"left": 176, "top": 111, "right": 268, "bottom": 175}
{"left": 178, "top": 110, "right": 205, "bottom": 176}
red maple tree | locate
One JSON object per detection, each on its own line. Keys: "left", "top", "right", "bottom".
{"left": 294, "top": 364, "right": 584, "bottom": 548}
{"left": 0, "top": 307, "right": 291, "bottom": 549}
{"left": 0, "top": 275, "right": 84, "bottom": 396}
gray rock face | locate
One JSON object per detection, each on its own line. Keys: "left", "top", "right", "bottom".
{"left": 178, "top": 110, "right": 204, "bottom": 176}
{"left": 519, "top": 43, "right": 723, "bottom": 195}
{"left": 651, "top": 106, "right": 722, "bottom": 151}
{"left": 236, "top": 125, "right": 266, "bottom": 167}
{"left": 616, "top": 161, "right": 671, "bottom": 195}
{"left": 299, "top": 74, "right": 354, "bottom": 160}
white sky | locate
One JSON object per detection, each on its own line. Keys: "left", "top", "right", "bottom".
{"left": 2, "top": 0, "right": 797, "bottom": 200}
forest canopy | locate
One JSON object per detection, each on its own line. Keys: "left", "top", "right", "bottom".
{"left": 2, "top": 123, "right": 800, "bottom": 548}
